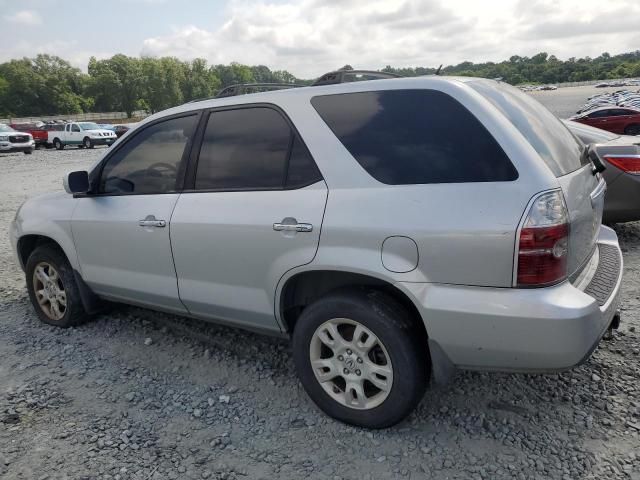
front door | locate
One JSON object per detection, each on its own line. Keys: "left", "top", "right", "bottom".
{"left": 170, "top": 106, "right": 327, "bottom": 331}
{"left": 72, "top": 113, "right": 199, "bottom": 313}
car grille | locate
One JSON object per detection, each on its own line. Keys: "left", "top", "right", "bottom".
{"left": 9, "top": 135, "right": 29, "bottom": 143}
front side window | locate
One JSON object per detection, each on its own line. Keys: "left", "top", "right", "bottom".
{"left": 72, "top": 124, "right": 80, "bottom": 132}
{"left": 312, "top": 89, "right": 518, "bottom": 184}
{"left": 99, "top": 115, "right": 197, "bottom": 194}
{"left": 195, "top": 107, "right": 321, "bottom": 190}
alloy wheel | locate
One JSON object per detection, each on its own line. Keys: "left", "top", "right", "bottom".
{"left": 309, "top": 318, "right": 393, "bottom": 410}
{"left": 32, "top": 262, "right": 67, "bottom": 321}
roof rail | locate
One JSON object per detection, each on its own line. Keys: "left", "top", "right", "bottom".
{"left": 215, "top": 83, "right": 304, "bottom": 99}
{"left": 311, "top": 70, "right": 402, "bottom": 86}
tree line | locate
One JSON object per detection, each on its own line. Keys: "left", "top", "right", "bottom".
{"left": 1, "top": 50, "right": 639, "bottom": 118}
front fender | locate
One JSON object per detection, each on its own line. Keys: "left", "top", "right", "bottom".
{"left": 12, "top": 192, "right": 80, "bottom": 272}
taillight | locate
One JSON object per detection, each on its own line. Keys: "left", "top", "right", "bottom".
{"left": 516, "top": 190, "right": 569, "bottom": 287}
{"left": 603, "top": 155, "right": 640, "bottom": 175}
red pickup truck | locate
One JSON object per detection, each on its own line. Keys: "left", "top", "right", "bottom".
{"left": 9, "top": 122, "right": 49, "bottom": 148}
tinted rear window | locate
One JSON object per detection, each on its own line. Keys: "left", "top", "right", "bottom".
{"left": 469, "top": 80, "right": 586, "bottom": 177}
{"left": 311, "top": 89, "right": 518, "bottom": 185}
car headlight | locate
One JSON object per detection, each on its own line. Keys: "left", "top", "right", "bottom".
{"left": 0, "top": 135, "right": 8, "bottom": 141}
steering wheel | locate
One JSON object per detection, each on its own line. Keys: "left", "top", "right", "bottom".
{"left": 146, "top": 162, "right": 177, "bottom": 176}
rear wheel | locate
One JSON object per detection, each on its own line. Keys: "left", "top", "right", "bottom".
{"left": 292, "top": 288, "right": 429, "bottom": 428}
{"left": 54, "top": 138, "right": 64, "bottom": 150}
{"left": 624, "top": 124, "right": 640, "bottom": 136}
{"left": 26, "top": 245, "right": 89, "bottom": 328}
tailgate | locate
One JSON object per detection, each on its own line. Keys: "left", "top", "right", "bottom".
{"left": 557, "top": 167, "right": 604, "bottom": 276}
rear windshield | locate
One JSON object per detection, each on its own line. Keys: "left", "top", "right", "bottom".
{"left": 311, "top": 89, "right": 518, "bottom": 185}
{"left": 469, "top": 81, "right": 587, "bottom": 177}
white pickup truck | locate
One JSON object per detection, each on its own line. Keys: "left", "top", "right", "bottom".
{"left": 49, "top": 122, "right": 117, "bottom": 150}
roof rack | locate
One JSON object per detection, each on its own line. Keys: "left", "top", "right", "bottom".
{"left": 215, "top": 83, "right": 304, "bottom": 99}
{"left": 311, "top": 70, "right": 402, "bottom": 86}
{"left": 196, "top": 70, "right": 404, "bottom": 100}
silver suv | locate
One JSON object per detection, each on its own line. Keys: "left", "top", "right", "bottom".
{"left": 10, "top": 77, "right": 623, "bottom": 428}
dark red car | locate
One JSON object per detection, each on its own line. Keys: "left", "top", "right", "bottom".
{"left": 9, "top": 122, "right": 48, "bottom": 148}
{"left": 570, "top": 107, "right": 640, "bottom": 136}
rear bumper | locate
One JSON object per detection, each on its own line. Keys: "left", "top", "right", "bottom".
{"left": 401, "top": 225, "right": 623, "bottom": 372}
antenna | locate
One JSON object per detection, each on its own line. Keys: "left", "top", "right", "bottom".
{"left": 435, "top": 64, "right": 443, "bottom": 76}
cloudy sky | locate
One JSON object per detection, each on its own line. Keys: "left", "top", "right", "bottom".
{"left": 1, "top": 0, "right": 639, "bottom": 77}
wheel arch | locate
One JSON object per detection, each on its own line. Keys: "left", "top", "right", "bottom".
{"left": 17, "top": 234, "right": 70, "bottom": 270}
{"left": 277, "top": 268, "right": 427, "bottom": 340}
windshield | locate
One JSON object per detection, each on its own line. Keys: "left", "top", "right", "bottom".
{"left": 563, "top": 120, "right": 619, "bottom": 144}
{"left": 79, "top": 122, "right": 100, "bottom": 130}
{"left": 0, "top": 124, "right": 15, "bottom": 132}
{"left": 469, "top": 80, "right": 587, "bottom": 177}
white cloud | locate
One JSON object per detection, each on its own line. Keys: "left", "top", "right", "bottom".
{"left": 4, "top": 10, "right": 42, "bottom": 26}
{"left": 140, "top": 0, "right": 640, "bottom": 78}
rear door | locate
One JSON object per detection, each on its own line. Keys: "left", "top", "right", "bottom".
{"left": 470, "top": 81, "right": 602, "bottom": 276}
{"left": 170, "top": 105, "right": 327, "bottom": 331}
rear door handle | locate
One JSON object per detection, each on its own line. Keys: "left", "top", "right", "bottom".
{"left": 273, "top": 222, "right": 313, "bottom": 233}
{"left": 139, "top": 215, "right": 166, "bottom": 228}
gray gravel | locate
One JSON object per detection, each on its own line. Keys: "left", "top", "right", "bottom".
{"left": 2, "top": 142, "right": 640, "bottom": 479}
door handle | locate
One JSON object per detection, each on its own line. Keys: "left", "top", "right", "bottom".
{"left": 139, "top": 216, "right": 166, "bottom": 228}
{"left": 273, "top": 222, "right": 313, "bottom": 233}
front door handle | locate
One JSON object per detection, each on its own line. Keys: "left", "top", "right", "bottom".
{"left": 139, "top": 215, "right": 166, "bottom": 228}
{"left": 273, "top": 221, "right": 313, "bottom": 233}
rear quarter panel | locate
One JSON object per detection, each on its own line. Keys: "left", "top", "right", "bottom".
{"left": 275, "top": 79, "right": 558, "bottom": 287}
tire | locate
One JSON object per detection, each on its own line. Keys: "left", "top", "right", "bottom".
{"left": 624, "top": 124, "right": 640, "bottom": 136}
{"left": 83, "top": 137, "right": 94, "bottom": 149}
{"left": 25, "top": 245, "right": 89, "bottom": 328}
{"left": 54, "top": 138, "right": 64, "bottom": 150}
{"left": 23, "top": 148, "right": 33, "bottom": 155}
{"left": 292, "top": 288, "right": 429, "bottom": 428}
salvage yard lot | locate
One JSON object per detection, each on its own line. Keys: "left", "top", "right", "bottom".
{"left": 1, "top": 87, "right": 640, "bottom": 479}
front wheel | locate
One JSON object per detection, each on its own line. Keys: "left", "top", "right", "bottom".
{"left": 83, "top": 137, "right": 94, "bottom": 149}
{"left": 292, "top": 288, "right": 429, "bottom": 428}
{"left": 23, "top": 148, "right": 33, "bottom": 155}
{"left": 26, "top": 245, "right": 89, "bottom": 328}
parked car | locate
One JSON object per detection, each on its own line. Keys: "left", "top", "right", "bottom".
{"left": 43, "top": 123, "right": 66, "bottom": 148}
{"left": 49, "top": 121, "right": 117, "bottom": 150}
{"left": 0, "top": 124, "right": 35, "bottom": 154}
{"left": 571, "top": 107, "right": 640, "bottom": 135}
{"left": 11, "top": 78, "right": 623, "bottom": 428}
{"left": 114, "top": 124, "right": 131, "bottom": 138}
{"left": 98, "top": 123, "right": 116, "bottom": 132}
{"left": 564, "top": 120, "right": 640, "bottom": 223}
{"left": 9, "top": 122, "right": 48, "bottom": 148}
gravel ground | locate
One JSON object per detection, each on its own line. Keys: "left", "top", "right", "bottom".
{"left": 2, "top": 133, "right": 640, "bottom": 479}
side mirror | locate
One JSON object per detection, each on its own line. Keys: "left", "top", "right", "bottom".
{"left": 63, "top": 170, "right": 90, "bottom": 194}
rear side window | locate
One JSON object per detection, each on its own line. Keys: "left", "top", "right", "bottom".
{"left": 469, "top": 81, "right": 586, "bottom": 176}
{"left": 195, "top": 107, "right": 322, "bottom": 190}
{"left": 311, "top": 90, "right": 517, "bottom": 185}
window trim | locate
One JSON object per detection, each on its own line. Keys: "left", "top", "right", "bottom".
{"left": 182, "top": 102, "right": 323, "bottom": 194}
{"left": 80, "top": 110, "right": 202, "bottom": 198}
